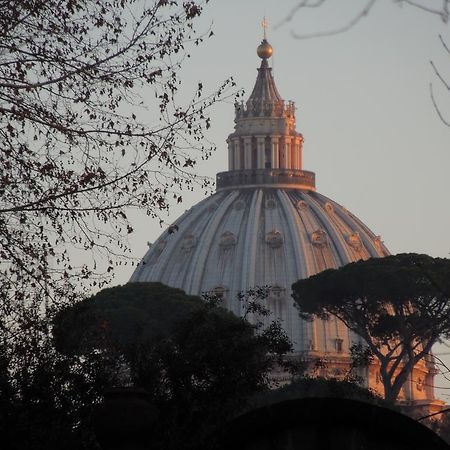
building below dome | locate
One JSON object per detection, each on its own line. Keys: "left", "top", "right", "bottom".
{"left": 131, "top": 36, "right": 443, "bottom": 416}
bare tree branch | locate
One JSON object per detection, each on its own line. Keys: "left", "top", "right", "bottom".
{"left": 429, "top": 34, "right": 450, "bottom": 126}
{"left": 399, "top": 0, "right": 449, "bottom": 23}
{"left": 278, "top": 0, "right": 377, "bottom": 39}
{"left": 274, "top": 0, "right": 326, "bottom": 29}
{"left": 278, "top": 0, "right": 449, "bottom": 39}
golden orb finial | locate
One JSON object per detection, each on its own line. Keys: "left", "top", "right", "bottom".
{"left": 257, "top": 17, "right": 273, "bottom": 59}
{"left": 257, "top": 39, "right": 273, "bottom": 59}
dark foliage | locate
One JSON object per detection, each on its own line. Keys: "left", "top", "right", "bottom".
{"left": 0, "top": 0, "right": 235, "bottom": 351}
{"left": 53, "top": 282, "right": 292, "bottom": 449}
{"left": 249, "top": 376, "right": 395, "bottom": 411}
{"left": 292, "top": 253, "right": 450, "bottom": 403}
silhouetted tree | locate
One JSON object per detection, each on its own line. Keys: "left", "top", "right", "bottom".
{"left": 0, "top": 0, "right": 234, "bottom": 345}
{"left": 292, "top": 253, "right": 450, "bottom": 403}
{"left": 52, "top": 282, "right": 292, "bottom": 449}
{"left": 0, "top": 5, "right": 236, "bottom": 445}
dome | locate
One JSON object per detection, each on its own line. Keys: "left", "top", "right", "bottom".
{"left": 131, "top": 36, "right": 442, "bottom": 411}
{"left": 130, "top": 39, "right": 390, "bottom": 354}
{"left": 131, "top": 187, "right": 388, "bottom": 352}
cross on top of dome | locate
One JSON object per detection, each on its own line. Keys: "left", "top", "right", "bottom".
{"left": 257, "top": 17, "right": 273, "bottom": 60}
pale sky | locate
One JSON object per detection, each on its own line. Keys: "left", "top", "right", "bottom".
{"left": 112, "top": 0, "right": 450, "bottom": 400}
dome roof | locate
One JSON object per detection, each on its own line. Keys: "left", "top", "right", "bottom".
{"left": 131, "top": 38, "right": 389, "bottom": 354}
{"left": 131, "top": 188, "right": 388, "bottom": 351}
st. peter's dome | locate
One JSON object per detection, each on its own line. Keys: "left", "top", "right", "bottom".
{"left": 131, "top": 38, "right": 443, "bottom": 412}
{"left": 131, "top": 38, "right": 390, "bottom": 356}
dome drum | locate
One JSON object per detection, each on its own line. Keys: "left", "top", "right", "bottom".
{"left": 216, "top": 169, "right": 316, "bottom": 191}
{"left": 235, "top": 99, "right": 295, "bottom": 120}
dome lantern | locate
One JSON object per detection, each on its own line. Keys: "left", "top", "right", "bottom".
{"left": 223, "top": 24, "right": 309, "bottom": 190}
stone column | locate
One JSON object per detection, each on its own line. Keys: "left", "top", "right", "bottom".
{"left": 291, "top": 138, "right": 301, "bottom": 170}
{"left": 233, "top": 138, "right": 241, "bottom": 170}
{"left": 298, "top": 136, "right": 303, "bottom": 170}
{"left": 256, "top": 136, "right": 265, "bottom": 169}
{"left": 284, "top": 137, "right": 292, "bottom": 169}
{"left": 227, "top": 140, "right": 234, "bottom": 170}
{"left": 244, "top": 137, "right": 252, "bottom": 169}
{"left": 271, "top": 136, "right": 279, "bottom": 169}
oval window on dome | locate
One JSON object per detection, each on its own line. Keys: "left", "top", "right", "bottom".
{"left": 324, "top": 202, "right": 334, "bottom": 214}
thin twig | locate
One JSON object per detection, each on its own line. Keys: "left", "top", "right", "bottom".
{"left": 400, "top": 0, "right": 449, "bottom": 23}
{"left": 430, "top": 83, "right": 450, "bottom": 127}
{"left": 274, "top": 0, "right": 326, "bottom": 29}
{"left": 290, "top": 0, "right": 377, "bottom": 40}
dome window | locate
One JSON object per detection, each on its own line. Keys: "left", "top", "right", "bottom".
{"left": 265, "top": 229, "right": 283, "bottom": 249}
{"left": 296, "top": 200, "right": 308, "bottom": 211}
{"left": 324, "top": 202, "right": 334, "bottom": 214}
{"left": 234, "top": 200, "right": 246, "bottom": 210}
{"left": 219, "top": 231, "right": 237, "bottom": 250}
{"left": 153, "top": 240, "right": 166, "bottom": 256}
{"left": 347, "top": 232, "right": 363, "bottom": 251}
{"left": 181, "top": 233, "right": 197, "bottom": 251}
{"left": 269, "top": 285, "right": 285, "bottom": 299}
{"left": 211, "top": 285, "right": 228, "bottom": 299}
{"left": 208, "top": 202, "right": 219, "bottom": 212}
{"left": 416, "top": 377, "right": 423, "bottom": 391}
{"left": 374, "top": 235, "right": 383, "bottom": 252}
{"left": 311, "top": 229, "right": 328, "bottom": 248}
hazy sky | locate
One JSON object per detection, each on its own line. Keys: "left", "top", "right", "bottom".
{"left": 113, "top": 0, "right": 450, "bottom": 399}
{"left": 124, "top": 0, "right": 450, "bottom": 272}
